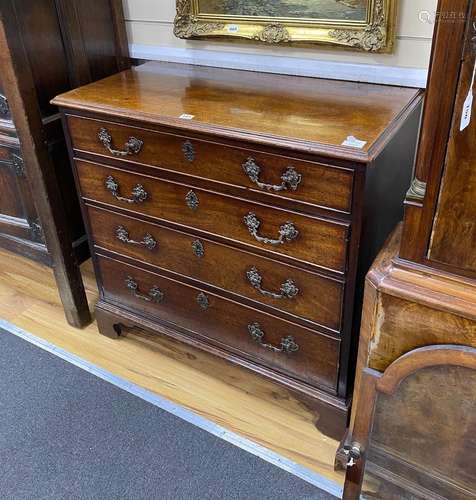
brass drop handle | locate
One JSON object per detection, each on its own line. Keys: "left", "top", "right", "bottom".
{"left": 125, "top": 276, "right": 164, "bottom": 303}
{"left": 98, "top": 127, "right": 143, "bottom": 157}
{"left": 343, "top": 443, "right": 362, "bottom": 468}
{"left": 105, "top": 175, "right": 148, "bottom": 204}
{"left": 243, "top": 212, "right": 299, "bottom": 246}
{"left": 247, "top": 323, "right": 299, "bottom": 354}
{"left": 242, "top": 158, "right": 302, "bottom": 192}
{"left": 0, "top": 94, "right": 9, "bottom": 116}
{"left": 0, "top": 153, "right": 24, "bottom": 177}
{"left": 196, "top": 292, "right": 209, "bottom": 310}
{"left": 116, "top": 226, "right": 157, "bottom": 251}
{"left": 246, "top": 267, "right": 299, "bottom": 299}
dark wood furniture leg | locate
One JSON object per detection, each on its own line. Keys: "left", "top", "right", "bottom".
{"left": 0, "top": 9, "right": 90, "bottom": 327}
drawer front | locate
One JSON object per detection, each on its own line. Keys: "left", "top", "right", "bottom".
{"left": 88, "top": 206, "right": 344, "bottom": 332}
{"left": 68, "top": 116, "right": 354, "bottom": 213}
{"left": 77, "top": 161, "right": 349, "bottom": 273}
{"left": 0, "top": 144, "right": 22, "bottom": 211}
{"left": 97, "top": 254, "right": 340, "bottom": 392}
{"left": 0, "top": 140, "right": 41, "bottom": 243}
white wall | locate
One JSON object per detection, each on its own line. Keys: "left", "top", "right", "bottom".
{"left": 123, "top": 0, "right": 438, "bottom": 87}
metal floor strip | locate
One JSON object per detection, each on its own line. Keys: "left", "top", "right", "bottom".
{"left": 0, "top": 317, "right": 343, "bottom": 499}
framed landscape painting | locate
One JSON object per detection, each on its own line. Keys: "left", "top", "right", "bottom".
{"left": 174, "top": 0, "right": 396, "bottom": 52}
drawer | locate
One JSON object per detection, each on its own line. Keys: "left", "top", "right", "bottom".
{"left": 67, "top": 116, "right": 354, "bottom": 213}
{"left": 97, "top": 254, "right": 340, "bottom": 392}
{"left": 77, "top": 160, "right": 349, "bottom": 273}
{"left": 0, "top": 150, "right": 24, "bottom": 218}
{"left": 0, "top": 141, "right": 27, "bottom": 220}
{"left": 88, "top": 205, "right": 344, "bottom": 332}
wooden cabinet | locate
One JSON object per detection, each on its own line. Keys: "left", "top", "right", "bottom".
{"left": 0, "top": 0, "right": 129, "bottom": 326}
{"left": 53, "top": 62, "right": 423, "bottom": 438}
{"left": 0, "top": 95, "right": 43, "bottom": 258}
{"left": 342, "top": 1, "right": 476, "bottom": 497}
{"left": 401, "top": 0, "right": 476, "bottom": 279}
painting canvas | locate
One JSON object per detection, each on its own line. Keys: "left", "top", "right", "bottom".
{"left": 175, "top": 0, "right": 395, "bottom": 52}
{"left": 197, "top": 0, "right": 369, "bottom": 23}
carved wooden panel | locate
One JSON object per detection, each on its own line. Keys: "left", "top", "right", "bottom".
{"left": 363, "top": 364, "right": 476, "bottom": 499}
{"left": 344, "top": 346, "right": 476, "bottom": 499}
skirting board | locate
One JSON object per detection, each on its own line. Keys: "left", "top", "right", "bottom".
{"left": 130, "top": 44, "right": 428, "bottom": 88}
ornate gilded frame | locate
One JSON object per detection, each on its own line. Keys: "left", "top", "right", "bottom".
{"left": 174, "top": 0, "right": 396, "bottom": 52}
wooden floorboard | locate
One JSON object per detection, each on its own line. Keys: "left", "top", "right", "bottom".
{"left": 0, "top": 247, "right": 344, "bottom": 486}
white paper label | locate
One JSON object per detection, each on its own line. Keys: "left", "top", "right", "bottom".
{"left": 460, "top": 59, "right": 476, "bottom": 131}
{"left": 460, "top": 93, "right": 473, "bottom": 131}
{"left": 179, "top": 114, "right": 195, "bottom": 120}
{"left": 342, "top": 135, "right": 367, "bottom": 149}
{"left": 227, "top": 24, "right": 239, "bottom": 33}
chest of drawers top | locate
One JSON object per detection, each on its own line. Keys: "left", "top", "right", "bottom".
{"left": 52, "top": 61, "right": 421, "bottom": 162}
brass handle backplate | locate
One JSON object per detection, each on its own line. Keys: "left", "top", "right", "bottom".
{"left": 186, "top": 190, "right": 199, "bottom": 210}
{"left": 242, "top": 158, "right": 302, "bottom": 192}
{"left": 243, "top": 212, "right": 298, "bottom": 246}
{"left": 116, "top": 226, "right": 157, "bottom": 251}
{"left": 248, "top": 322, "right": 299, "bottom": 354}
{"left": 98, "top": 127, "right": 143, "bottom": 157}
{"left": 192, "top": 239, "right": 204, "bottom": 258}
{"left": 125, "top": 276, "right": 164, "bottom": 303}
{"left": 182, "top": 140, "right": 195, "bottom": 162}
{"left": 105, "top": 175, "right": 148, "bottom": 204}
{"left": 246, "top": 267, "right": 299, "bottom": 299}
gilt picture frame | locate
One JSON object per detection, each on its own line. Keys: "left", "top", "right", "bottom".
{"left": 174, "top": 0, "right": 396, "bottom": 52}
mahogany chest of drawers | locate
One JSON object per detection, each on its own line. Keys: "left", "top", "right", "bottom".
{"left": 53, "top": 62, "right": 423, "bottom": 439}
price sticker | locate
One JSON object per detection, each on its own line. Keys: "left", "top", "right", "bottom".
{"left": 342, "top": 135, "right": 367, "bottom": 149}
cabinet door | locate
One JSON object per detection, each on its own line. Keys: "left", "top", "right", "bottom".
{"left": 0, "top": 137, "right": 44, "bottom": 250}
{"left": 343, "top": 346, "right": 476, "bottom": 499}
{"left": 426, "top": 4, "right": 476, "bottom": 276}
